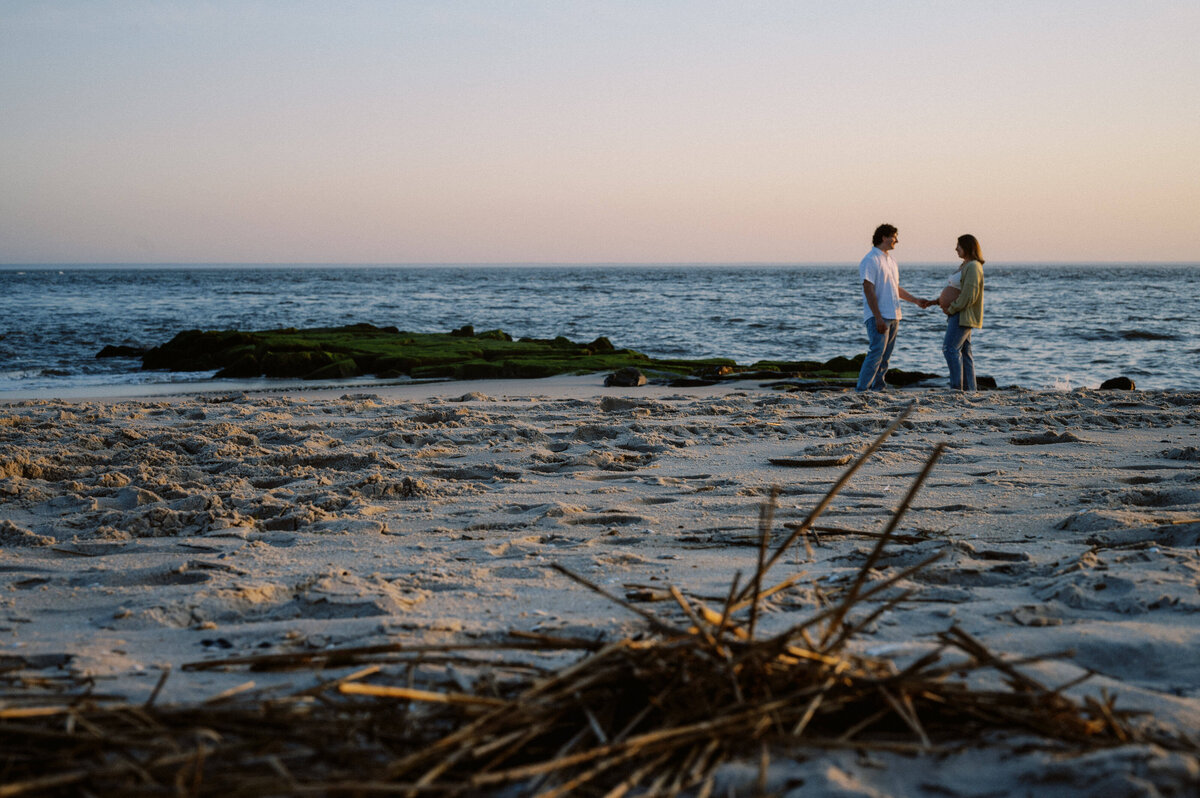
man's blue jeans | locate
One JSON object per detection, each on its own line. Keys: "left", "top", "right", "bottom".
{"left": 856, "top": 318, "right": 898, "bottom": 392}
{"left": 943, "top": 313, "right": 976, "bottom": 391}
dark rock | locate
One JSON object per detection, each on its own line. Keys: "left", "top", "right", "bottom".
{"left": 261, "top": 350, "right": 336, "bottom": 378}
{"left": 411, "top": 364, "right": 457, "bottom": 379}
{"left": 373, "top": 355, "right": 419, "bottom": 374}
{"left": 502, "top": 362, "right": 561, "bottom": 379}
{"left": 457, "top": 361, "right": 506, "bottom": 380}
{"left": 732, "top": 370, "right": 806, "bottom": 381}
{"left": 1099, "top": 376, "right": 1136, "bottom": 390}
{"left": 605, "top": 367, "right": 647, "bottom": 387}
{"left": 96, "top": 344, "right": 145, "bottom": 358}
{"left": 305, "top": 359, "right": 361, "bottom": 380}
{"left": 822, "top": 354, "right": 864, "bottom": 373}
{"left": 216, "top": 353, "right": 262, "bottom": 378}
{"left": 142, "top": 330, "right": 257, "bottom": 372}
{"left": 750, "top": 359, "right": 824, "bottom": 373}
{"left": 587, "top": 336, "right": 616, "bottom": 354}
{"left": 977, "top": 375, "right": 998, "bottom": 389}
{"left": 885, "top": 369, "right": 941, "bottom": 387}
{"left": 139, "top": 324, "right": 974, "bottom": 389}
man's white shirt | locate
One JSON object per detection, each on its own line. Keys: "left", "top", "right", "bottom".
{"left": 859, "top": 247, "right": 901, "bottom": 322}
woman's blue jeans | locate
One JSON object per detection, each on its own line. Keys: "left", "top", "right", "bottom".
{"left": 943, "top": 314, "right": 976, "bottom": 391}
{"left": 856, "top": 318, "right": 898, "bottom": 392}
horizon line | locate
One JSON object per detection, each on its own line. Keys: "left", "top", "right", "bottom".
{"left": 4, "top": 260, "right": 1199, "bottom": 269}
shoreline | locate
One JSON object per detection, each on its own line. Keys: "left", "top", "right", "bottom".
{"left": 3, "top": 380, "right": 1199, "bottom": 792}
{"left": 1, "top": 368, "right": 1178, "bottom": 405}
{"left": 1, "top": 372, "right": 743, "bottom": 404}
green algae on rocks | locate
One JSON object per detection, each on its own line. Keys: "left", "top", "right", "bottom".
{"left": 137, "top": 323, "right": 936, "bottom": 385}
{"left": 140, "top": 324, "right": 719, "bottom": 382}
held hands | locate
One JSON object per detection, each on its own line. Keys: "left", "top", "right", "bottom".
{"left": 917, "top": 297, "right": 951, "bottom": 314}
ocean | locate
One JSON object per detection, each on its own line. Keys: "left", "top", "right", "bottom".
{"left": 1, "top": 263, "right": 1197, "bottom": 397}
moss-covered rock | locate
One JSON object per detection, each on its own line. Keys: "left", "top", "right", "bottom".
{"left": 260, "top": 350, "right": 336, "bottom": 378}
{"left": 305, "top": 359, "right": 360, "bottom": 380}
{"left": 142, "top": 330, "right": 258, "bottom": 372}
{"left": 216, "top": 353, "right": 262, "bottom": 379}
{"left": 134, "top": 323, "right": 944, "bottom": 387}
{"left": 586, "top": 336, "right": 615, "bottom": 353}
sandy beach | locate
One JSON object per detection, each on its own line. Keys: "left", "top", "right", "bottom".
{"left": 3, "top": 375, "right": 1199, "bottom": 795}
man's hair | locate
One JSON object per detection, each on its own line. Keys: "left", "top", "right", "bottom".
{"left": 872, "top": 224, "right": 898, "bottom": 247}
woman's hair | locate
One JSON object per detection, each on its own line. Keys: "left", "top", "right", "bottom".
{"left": 957, "top": 234, "right": 985, "bottom": 264}
{"left": 872, "top": 224, "right": 898, "bottom": 246}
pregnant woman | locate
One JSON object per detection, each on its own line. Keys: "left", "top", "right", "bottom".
{"left": 938, "top": 234, "right": 985, "bottom": 391}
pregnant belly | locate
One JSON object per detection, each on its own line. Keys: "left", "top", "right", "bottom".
{"left": 939, "top": 285, "right": 960, "bottom": 311}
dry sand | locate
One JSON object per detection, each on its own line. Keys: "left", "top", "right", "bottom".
{"left": 3, "top": 375, "right": 1199, "bottom": 795}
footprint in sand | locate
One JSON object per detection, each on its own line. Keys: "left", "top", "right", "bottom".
{"left": 1114, "top": 487, "right": 1200, "bottom": 509}
{"left": 1008, "top": 605, "right": 1065, "bottom": 627}
{"left": 563, "top": 513, "right": 647, "bottom": 527}
{"left": 0, "top": 521, "right": 53, "bottom": 546}
{"left": 103, "top": 566, "right": 213, "bottom": 588}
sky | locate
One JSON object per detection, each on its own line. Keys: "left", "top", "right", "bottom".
{"left": 1, "top": 1, "right": 1197, "bottom": 265}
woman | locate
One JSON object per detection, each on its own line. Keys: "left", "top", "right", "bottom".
{"left": 938, "top": 234, "right": 985, "bottom": 391}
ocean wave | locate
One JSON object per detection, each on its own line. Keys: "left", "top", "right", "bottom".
{"left": 1119, "top": 329, "right": 1178, "bottom": 341}
{"left": 1081, "top": 329, "right": 1178, "bottom": 342}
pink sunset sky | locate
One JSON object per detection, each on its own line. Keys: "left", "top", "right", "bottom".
{"left": 2, "top": 1, "right": 1197, "bottom": 265}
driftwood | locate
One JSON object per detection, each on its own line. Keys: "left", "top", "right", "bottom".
{"left": 2, "top": 404, "right": 1196, "bottom": 797}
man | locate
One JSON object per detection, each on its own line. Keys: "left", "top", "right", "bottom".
{"left": 856, "top": 224, "right": 928, "bottom": 392}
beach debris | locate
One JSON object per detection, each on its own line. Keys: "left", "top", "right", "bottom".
{"left": 768, "top": 454, "right": 853, "bottom": 468}
{"left": 2, "top": 405, "right": 1196, "bottom": 797}
{"left": 604, "top": 366, "right": 647, "bottom": 387}
{"left": 1011, "top": 431, "right": 1085, "bottom": 445}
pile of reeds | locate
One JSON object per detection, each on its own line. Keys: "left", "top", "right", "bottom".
{"left": 2, "top": 405, "right": 1194, "bottom": 797}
